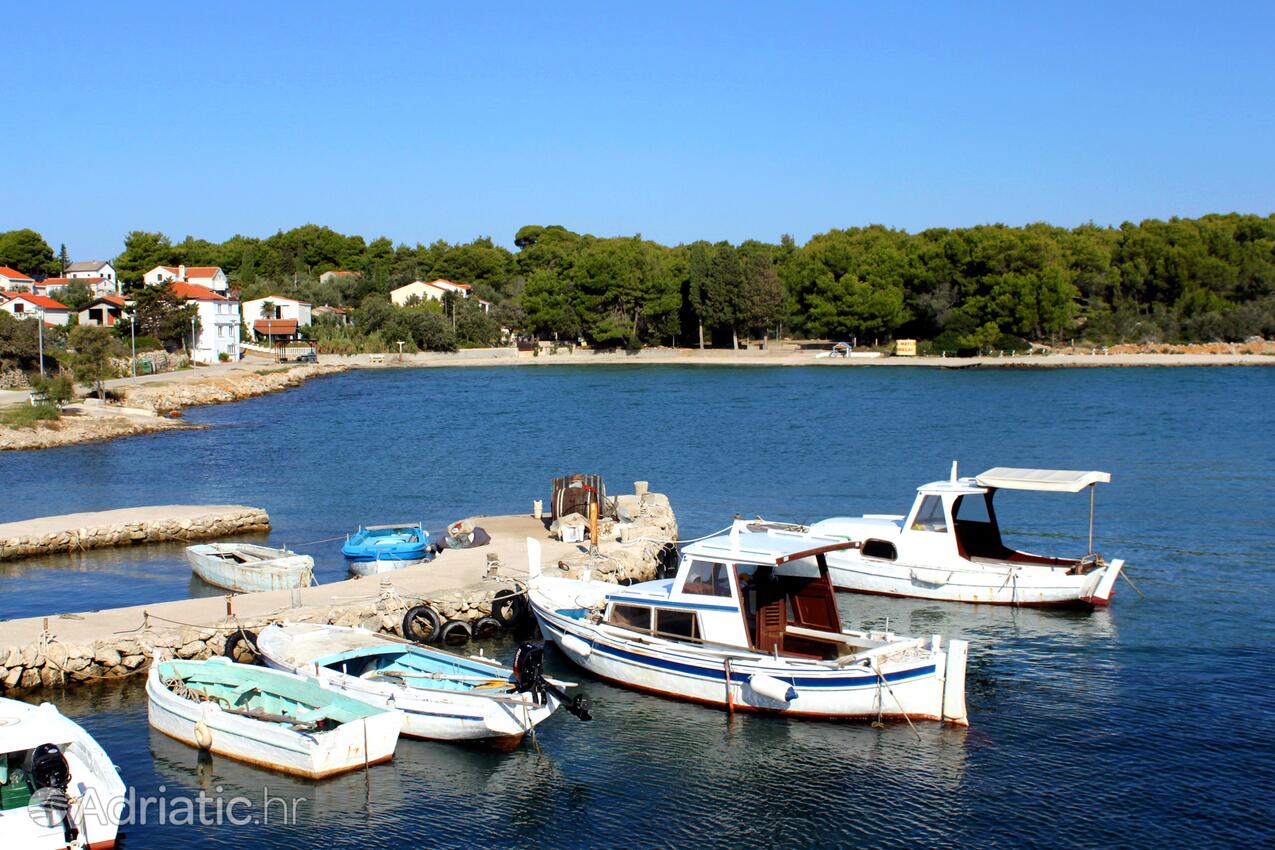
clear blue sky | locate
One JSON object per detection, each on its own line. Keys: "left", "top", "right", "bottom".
{"left": 4, "top": 1, "right": 1273, "bottom": 261}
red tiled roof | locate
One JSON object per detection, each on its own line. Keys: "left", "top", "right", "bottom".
{"left": 0, "top": 266, "right": 34, "bottom": 281}
{"left": 98, "top": 295, "right": 127, "bottom": 307}
{"left": 254, "top": 319, "right": 298, "bottom": 335}
{"left": 430, "top": 279, "right": 471, "bottom": 290}
{"left": 324, "top": 270, "right": 359, "bottom": 277}
{"left": 1, "top": 291, "right": 68, "bottom": 310}
{"left": 40, "top": 277, "right": 106, "bottom": 287}
{"left": 183, "top": 266, "right": 222, "bottom": 277}
{"left": 170, "top": 282, "right": 229, "bottom": 301}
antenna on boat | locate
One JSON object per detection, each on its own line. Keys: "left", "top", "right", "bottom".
{"left": 950, "top": 460, "right": 958, "bottom": 482}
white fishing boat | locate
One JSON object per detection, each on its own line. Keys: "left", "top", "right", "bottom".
{"left": 146, "top": 656, "right": 402, "bottom": 779}
{"left": 811, "top": 463, "right": 1126, "bottom": 606}
{"left": 527, "top": 525, "right": 969, "bottom": 725}
{"left": 0, "top": 697, "right": 126, "bottom": 850}
{"left": 257, "top": 623, "right": 589, "bottom": 750}
{"left": 185, "top": 543, "right": 314, "bottom": 593}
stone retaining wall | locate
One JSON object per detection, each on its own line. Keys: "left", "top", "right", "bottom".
{"left": 0, "top": 580, "right": 522, "bottom": 695}
{"left": 0, "top": 508, "right": 271, "bottom": 562}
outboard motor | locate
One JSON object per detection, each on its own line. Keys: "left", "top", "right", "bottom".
{"left": 25, "top": 743, "right": 78, "bottom": 844}
{"left": 512, "top": 641, "right": 591, "bottom": 721}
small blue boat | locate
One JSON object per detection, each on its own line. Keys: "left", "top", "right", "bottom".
{"left": 342, "top": 523, "right": 430, "bottom": 575}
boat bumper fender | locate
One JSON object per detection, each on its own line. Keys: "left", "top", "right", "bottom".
{"left": 560, "top": 633, "right": 593, "bottom": 659}
{"left": 748, "top": 673, "right": 797, "bottom": 704}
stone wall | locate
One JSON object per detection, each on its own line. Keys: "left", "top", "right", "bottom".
{"left": 552, "top": 486, "right": 679, "bottom": 582}
{"left": 0, "top": 580, "right": 520, "bottom": 696}
{"left": 0, "top": 508, "right": 271, "bottom": 562}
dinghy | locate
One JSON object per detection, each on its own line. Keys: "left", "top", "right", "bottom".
{"left": 341, "top": 523, "right": 429, "bottom": 575}
{"left": 528, "top": 523, "right": 969, "bottom": 725}
{"left": 812, "top": 463, "right": 1126, "bottom": 606}
{"left": 0, "top": 697, "right": 126, "bottom": 850}
{"left": 257, "top": 623, "right": 588, "bottom": 749}
{"left": 186, "top": 543, "right": 315, "bottom": 593}
{"left": 146, "top": 656, "right": 402, "bottom": 779}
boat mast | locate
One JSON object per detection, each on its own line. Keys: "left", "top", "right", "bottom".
{"left": 1087, "top": 483, "right": 1096, "bottom": 556}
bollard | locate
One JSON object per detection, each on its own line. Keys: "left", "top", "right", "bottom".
{"left": 634, "top": 481, "right": 649, "bottom": 498}
{"left": 533, "top": 499, "right": 543, "bottom": 520}
{"left": 589, "top": 500, "right": 599, "bottom": 545}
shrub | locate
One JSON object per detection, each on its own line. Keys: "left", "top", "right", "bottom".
{"left": 0, "top": 403, "right": 60, "bottom": 428}
{"left": 30, "top": 373, "right": 75, "bottom": 408}
{"left": 218, "top": 351, "right": 230, "bottom": 362}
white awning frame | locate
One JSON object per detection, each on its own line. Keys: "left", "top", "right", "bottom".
{"left": 975, "top": 467, "right": 1111, "bottom": 494}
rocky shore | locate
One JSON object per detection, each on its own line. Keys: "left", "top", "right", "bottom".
{"left": 0, "top": 362, "right": 345, "bottom": 452}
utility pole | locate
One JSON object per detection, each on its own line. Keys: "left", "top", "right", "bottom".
{"left": 37, "top": 307, "right": 45, "bottom": 378}
{"left": 130, "top": 313, "right": 137, "bottom": 378}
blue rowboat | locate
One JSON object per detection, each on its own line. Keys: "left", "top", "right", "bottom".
{"left": 342, "top": 523, "right": 429, "bottom": 575}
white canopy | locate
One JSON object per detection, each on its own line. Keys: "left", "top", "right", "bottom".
{"left": 975, "top": 467, "right": 1111, "bottom": 493}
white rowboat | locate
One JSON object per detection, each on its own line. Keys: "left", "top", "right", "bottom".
{"left": 186, "top": 543, "right": 314, "bottom": 593}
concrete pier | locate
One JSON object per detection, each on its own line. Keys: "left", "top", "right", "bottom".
{"left": 0, "top": 485, "right": 679, "bottom": 695}
{"left": 0, "top": 505, "right": 271, "bottom": 562}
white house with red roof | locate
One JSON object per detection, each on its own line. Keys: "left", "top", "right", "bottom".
{"left": 0, "top": 291, "right": 70, "bottom": 325}
{"left": 241, "top": 294, "right": 312, "bottom": 342}
{"left": 389, "top": 278, "right": 476, "bottom": 307}
{"left": 0, "top": 267, "right": 36, "bottom": 291}
{"left": 39, "top": 276, "right": 118, "bottom": 298}
{"left": 170, "top": 282, "right": 239, "bottom": 364}
{"left": 78, "top": 295, "right": 129, "bottom": 327}
{"left": 319, "top": 270, "right": 361, "bottom": 286}
{"left": 145, "top": 264, "right": 229, "bottom": 293}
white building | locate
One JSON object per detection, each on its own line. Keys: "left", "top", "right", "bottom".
{"left": 241, "top": 294, "right": 312, "bottom": 342}
{"left": 145, "top": 265, "right": 229, "bottom": 293}
{"left": 0, "top": 291, "right": 70, "bottom": 325}
{"left": 319, "top": 270, "right": 360, "bottom": 286}
{"left": 172, "top": 282, "right": 239, "bottom": 364}
{"left": 78, "top": 295, "right": 128, "bottom": 327}
{"left": 0, "top": 267, "right": 35, "bottom": 291}
{"left": 38, "top": 276, "right": 117, "bottom": 298}
{"left": 389, "top": 278, "right": 475, "bottom": 307}
{"left": 65, "top": 261, "right": 117, "bottom": 289}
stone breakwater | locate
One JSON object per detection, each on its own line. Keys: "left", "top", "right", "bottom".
{"left": 0, "top": 506, "right": 271, "bottom": 562}
{"left": 0, "top": 413, "right": 192, "bottom": 452}
{"left": 0, "top": 582, "right": 514, "bottom": 694}
{"left": 125, "top": 363, "right": 347, "bottom": 413}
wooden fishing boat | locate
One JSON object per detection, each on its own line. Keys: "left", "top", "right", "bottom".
{"left": 146, "top": 656, "right": 402, "bottom": 779}
{"left": 528, "top": 526, "right": 969, "bottom": 725}
{"left": 0, "top": 697, "right": 126, "bottom": 849}
{"left": 341, "top": 523, "right": 429, "bottom": 575}
{"left": 812, "top": 463, "right": 1126, "bottom": 606}
{"left": 257, "top": 623, "right": 588, "bottom": 749}
{"left": 185, "top": 543, "right": 314, "bottom": 593}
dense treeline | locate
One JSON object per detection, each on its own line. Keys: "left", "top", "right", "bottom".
{"left": 3, "top": 213, "right": 1273, "bottom": 352}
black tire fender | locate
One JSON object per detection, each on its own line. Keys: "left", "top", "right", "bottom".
{"left": 402, "top": 604, "right": 442, "bottom": 644}
{"left": 439, "top": 619, "right": 473, "bottom": 646}
{"left": 473, "top": 616, "right": 502, "bottom": 639}
{"left": 491, "top": 589, "right": 525, "bottom": 626}
{"left": 224, "top": 629, "right": 259, "bottom": 664}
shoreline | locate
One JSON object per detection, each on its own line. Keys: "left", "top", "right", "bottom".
{"left": 2, "top": 348, "right": 1272, "bottom": 453}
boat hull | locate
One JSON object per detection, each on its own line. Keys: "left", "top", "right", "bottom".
{"left": 826, "top": 555, "right": 1124, "bottom": 607}
{"left": 531, "top": 598, "right": 967, "bottom": 725}
{"left": 0, "top": 698, "right": 126, "bottom": 850}
{"left": 187, "top": 545, "right": 314, "bottom": 593}
{"left": 145, "top": 662, "right": 401, "bottom": 779}
{"left": 345, "top": 555, "right": 427, "bottom": 576}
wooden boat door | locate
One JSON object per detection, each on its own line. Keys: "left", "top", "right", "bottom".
{"left": 755, "top": 599, "right": 786, "bottom": 654}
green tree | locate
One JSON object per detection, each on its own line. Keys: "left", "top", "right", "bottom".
{"left": 116, "top": 231, "right": 174, "bottom": 284}
{"left": 0, "top": 229, "right": 56, "bottom": 277}
{"left": 68, "top": 325, "right": 122, "bottom": 399}
{"left": 128, "top": 285, "right": 198, "bottom": 349}
{"left": 520, "top": 268, "right": 578, "bottom": 340}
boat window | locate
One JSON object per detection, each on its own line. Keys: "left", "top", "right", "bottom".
{"left": 682, "top": 560, "right": 731, "bottom": 597}
{"left": 911, "top": 495, "right": 948, "bottom": 532}
{"left": 954, "top": 494, "right": 991, "bottom": 523}
{"left": 606, "top": 603, "right": 652, "bottom": 633}
{"left": 654, "top": 609, "right": 699, "bottom": 639}
{"left": 861, "top": 539, "right": 897, "bottom": 560}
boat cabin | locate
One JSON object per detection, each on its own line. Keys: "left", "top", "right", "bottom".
{"left": 816, "top": 464, "right": 1113, "bottom": 568}
{"left": 598, "top": 525, "right": 861, "bottom": 660}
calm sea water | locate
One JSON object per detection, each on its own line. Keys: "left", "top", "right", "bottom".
{"left": 2, "top": 365, "right": 1274, "bottom": 848}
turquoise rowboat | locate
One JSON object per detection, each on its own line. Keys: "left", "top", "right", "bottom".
{"left": 146, "top": 656, "right": 403, "bottom": 779}
{"left": 342, "top": 523, "right": 430, "bottom": 575}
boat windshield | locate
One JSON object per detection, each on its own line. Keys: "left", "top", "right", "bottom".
{"left": 911, "top": 495, "right": 948, "bottom": 532}
{"left": 681, "top": 560, "right": 731, "bottom": 597}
